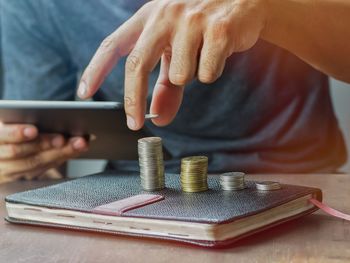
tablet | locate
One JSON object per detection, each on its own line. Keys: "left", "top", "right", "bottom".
{"left": 0, "top": 100, "right": 155, "bottom": 160}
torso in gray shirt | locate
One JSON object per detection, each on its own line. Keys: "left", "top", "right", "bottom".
{"left": 2, "top": 0, "right": 347, "bottom": 173}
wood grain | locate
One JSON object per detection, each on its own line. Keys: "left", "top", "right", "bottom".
{"left": 0, "top": 174, "right": 349, "bottom": 263}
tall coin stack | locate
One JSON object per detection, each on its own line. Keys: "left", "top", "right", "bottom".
{"left": 220, "top": 172, "right": 246, "bottom": 191}
{"left": 180, "top": 156, "right": 208, "bottom": 193}
{"left": 138, "top": 137, "right": 165, "bottom": 191}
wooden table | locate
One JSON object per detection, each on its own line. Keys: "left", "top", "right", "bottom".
{"left": 0, "top": 174, "right": 349, "bottom": 263}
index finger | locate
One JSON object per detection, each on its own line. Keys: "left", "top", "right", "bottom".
{"left": 77, "top": 4, "right": 150, "bottom": 100}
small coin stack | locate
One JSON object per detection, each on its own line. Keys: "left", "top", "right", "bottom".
{"left": 180, "top": 156, "right": 208, "bottom": 193}
{"left": 219, "top": 172, "right": 246, "bottom": 191}
{"left": 138, "top": 137, "right": 165, "bottom": 191}
{"left": 256, "top": 181, "right": 281, "bottom": 191}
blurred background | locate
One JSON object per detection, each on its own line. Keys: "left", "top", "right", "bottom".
{"left": 330, "top": 79, "right": 350, "bottom": 173}
{"left": 67, "top": 79, "right": 350, "bottom": 177}
{"left": 0, "top": 16, "right": 349, "bottom": 176}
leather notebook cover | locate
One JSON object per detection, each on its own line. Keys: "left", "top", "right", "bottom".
{"left": 5, "top": 172, "right": 322, "bottom": 247}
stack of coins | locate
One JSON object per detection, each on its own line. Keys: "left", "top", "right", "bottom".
{"left": 138, "top": 137, "right": 165, "bottom": 191}
{"left": 256, "top": 181, "right": 281, "bottom": 191}
{"left": 180, "top": 156, "right": 208, "bottom": 193}
{"left": 219, "top": 172, "right": 246, "bottom": 191}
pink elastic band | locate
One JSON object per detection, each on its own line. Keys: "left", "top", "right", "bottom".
{"left": 309, "top": 198, "right": 350, "bottom": 221}
{"left": 92, "top": 194, "right": 164, "bottom": 216}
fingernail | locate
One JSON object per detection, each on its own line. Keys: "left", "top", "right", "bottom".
{"left": 23, "top": 127, "right": 38, "bottom": 139}
{"left": 127, "top": 115, "right": 137, "bottom": 130}
{"left": 51, "top": 136, "right": 64, "bottom": 148}
{"left": 78, "top": 80, "right": 87, "bottom": 98}
{"left": 72, "top": 138, "right": 86, "bottom": 151}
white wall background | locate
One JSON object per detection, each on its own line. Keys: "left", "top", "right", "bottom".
{"left": 67, "top": 78, "right": 350, "bottom": 177}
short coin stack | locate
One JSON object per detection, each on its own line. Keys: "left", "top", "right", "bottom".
{"left": 138, "top": 137, "right": 165, "bottom": 191}
{"left": 180, "top": 156, "right": 209, "bottom": 193}
{"left": 219, "top": 172, "right": 246, "bottom": 191}
{"left": 256, "top": 181, "right": 281, "bottom": 191}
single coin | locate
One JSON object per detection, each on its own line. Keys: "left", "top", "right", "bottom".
{"left": 145, "top": 113, "right": 159, "bottom": 119}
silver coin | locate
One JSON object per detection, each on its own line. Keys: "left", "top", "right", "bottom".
{"left": 138, "top": 137, "right": 165, "bottom": 191}
{"left": 145, "top": 113, "right": 159, "bottom": 119}
{"left": 219, "top": 172, "right": 246, "bottom": 191}
{"left": 256, "top": 181, "right": 281, "bottom": 191}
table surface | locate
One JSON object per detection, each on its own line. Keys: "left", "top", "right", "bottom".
{"left": 1, "top": 173, "right": 349, "bottom": 263}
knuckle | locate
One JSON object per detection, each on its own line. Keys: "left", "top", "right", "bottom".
{"left": 140, "top": 1, "right": 154, "bottom": 13}
{"left": 184, "top": 10, "right": 203, "bottom": 25}
{"left": 162, "top": 1, "right": 185, "bottom": 14}
{"left": 8, "top": 127, "right": 23, "bottom": 141}
{"left": 232, "top": 34, "right": 245, "bottom": 51}
{"left": 124, "top": 96, "right": 137, "bottom": 108}
{"left": 125, "top": 51, "right": 144, "bottom": 74}
{"left": 26, "top": 155, "right": 43, "bottom": 170}
{"left": 210, "top": 19, "right": 231, "bottom": 40}
{"left": 7, "top": 145, "right": 18, "bottom": 158}
{"left": 99, "top": 35, "right": 115, "bottom": 49}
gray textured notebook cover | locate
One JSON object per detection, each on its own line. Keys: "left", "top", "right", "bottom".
{"left": 5, "top": 172, "right": 322, "bottom": 247}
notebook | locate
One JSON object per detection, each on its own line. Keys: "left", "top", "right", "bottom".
{"left": 5, "top": 172, "right": 322, "bottom": 248}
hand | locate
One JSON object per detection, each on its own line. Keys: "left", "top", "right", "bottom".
{"left": 78, "top": 0, "right": 267, "bottom": 130}
{"left": 0, "top": 123, "right": 88, "bottom": 183}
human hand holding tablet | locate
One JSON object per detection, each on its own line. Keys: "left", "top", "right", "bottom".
{"left": 0, "top": 121, "right": 88, "bottom": 182}
{"left": 0, "top": 99, "right": 155, "bottom": 181}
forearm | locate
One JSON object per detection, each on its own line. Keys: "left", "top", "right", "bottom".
{"left": 262, "top": 0, "right": 350, "bottom": 82}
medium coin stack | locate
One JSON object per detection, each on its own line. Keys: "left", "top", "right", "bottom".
{"left": 256, "top": 181, "right": 281, "bottom": 191}
{"left": 220, "top": 172, "right": 246, "bottom": 191}
{"left": 180, "top": 156, "right": 208, "bottom": 193}
{"left": 138, "top": 137, "right": 165, "bottom": 191}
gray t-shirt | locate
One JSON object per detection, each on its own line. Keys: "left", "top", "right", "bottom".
{"left": 1, "top": 0, "right": 347, "bottom": 173}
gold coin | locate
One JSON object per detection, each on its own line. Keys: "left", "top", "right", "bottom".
{"left": 180, "top": 155, "right": 208, "bottom": 193}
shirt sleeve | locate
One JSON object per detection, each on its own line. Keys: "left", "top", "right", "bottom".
{"left": 1, "top": 0, "right": 77, "bottom": 100}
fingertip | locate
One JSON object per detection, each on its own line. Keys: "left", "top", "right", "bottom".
{"left": 169, "top": 73, "right": 188, "bottom": 86}
{"left": 126, "top": 115, "right": 144, "bottom": 131}
{"left": 149, "top": 106, "right": 175, "bottom": 127}
{"left": 23, "top": 126, "right": 38, "bottom": 139}
{"left": 70, "top": 137, "right": 88, "bottom": 152}
{"left": 198, "top": 71, "right": 218, "bottom": 84}
{"left": 77, "top": 79, "right": 89, "bottom": 99}
{"left": 151, "top": 117, "right": 172, "bottom": 127}
{"left": 127, "top": 115, "right": 137, "bottom": 130}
